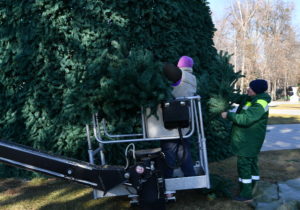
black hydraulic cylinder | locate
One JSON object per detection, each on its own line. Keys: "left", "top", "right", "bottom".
{"left": 0, "top": 139, "right": 125, "bottom": 192}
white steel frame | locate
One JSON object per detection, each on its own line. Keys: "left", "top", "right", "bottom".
{"left": 85, "top": 95, "right": 210, "bottom": 199}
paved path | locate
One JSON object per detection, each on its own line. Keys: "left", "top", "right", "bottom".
{"left": 269, "top": 101, "right": 299, "bottom": 115}
{"left": 262, "top": 124, "right": 300, "bottom": 151}
{"left": 269, "top": 101, "right": 299, "bottom": 106}
{"left": 261, "top": 101, "right": 300, "bottom": 151}
{"left": 269, "top": 109, "right": 299, "bottom": 115}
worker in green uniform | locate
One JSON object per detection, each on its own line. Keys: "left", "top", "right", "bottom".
{"left": 221, "top": 79, "right": 271, "bottom": 202}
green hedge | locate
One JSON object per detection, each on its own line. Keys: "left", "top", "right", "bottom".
{"left": 0, "top": 0, "right": 241, "bottom": 177}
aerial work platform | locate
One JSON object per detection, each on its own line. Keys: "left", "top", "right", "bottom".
{"left": 0, "top": 95, "right": 210, "bottom": 209}
{"left": 87, "top": 95, "right": 210, "bottom": 199}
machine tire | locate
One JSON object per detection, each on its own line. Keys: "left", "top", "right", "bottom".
{"left": 139, "top": 176, "right": 166, "bottom": 210}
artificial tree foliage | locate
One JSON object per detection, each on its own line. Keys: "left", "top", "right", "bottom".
{"left": 0, "top": 0, "right": 241, "bottom": 177}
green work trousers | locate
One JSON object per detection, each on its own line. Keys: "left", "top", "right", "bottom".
{"left": 237, "top": 156, "right": 260, "bottom": 198}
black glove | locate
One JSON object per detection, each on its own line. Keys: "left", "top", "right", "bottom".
{"left": 163, "top": 63, "right": 182, "bottom": 83}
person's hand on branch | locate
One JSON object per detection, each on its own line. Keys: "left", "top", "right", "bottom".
{"left": 221, "top": 112, "right": 228, "bottom": 119}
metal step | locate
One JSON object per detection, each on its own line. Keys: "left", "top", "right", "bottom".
{"left": 165, "top": 175, "right": 209, "bottom": 191}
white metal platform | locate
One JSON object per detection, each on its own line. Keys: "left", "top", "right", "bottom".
{"left": 85, "top": 95, "right": 210, "bottom": 199}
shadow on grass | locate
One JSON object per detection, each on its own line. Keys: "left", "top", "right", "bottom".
{"left": 0, "top": 178, "right": 132, "bottom": 210}
{"left": 3, "top": 150, "right": 300, "bottom": 210}
{"left": 259, "top": 149, "right": 300, "bottom": 182}
{"left": 38, "top": 195, "right": 130, "bottom": 210}
{"left": 0, "top": 179, "right": 85, "bottom": 207}
{"left": 0, "top": 179, "right": 24, "bottom": 193}
{"left": 268, "top": 115, "right": 300, "bottom": 125}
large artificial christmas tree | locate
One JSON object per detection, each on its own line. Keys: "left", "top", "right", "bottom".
{"left": 0, "top": 0, "right": 241, "bottom": 177}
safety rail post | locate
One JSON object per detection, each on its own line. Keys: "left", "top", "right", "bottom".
{"left": 86, "top": 124, "right": 94, "bottom": 165}
{"left": 197, "top": 98, "right": 210, "bottom": 188}
{"left": 192, "top": 100, "right": 205, "bottom": 171}
{"left": 92, "top": 114, "right": 106, "bottom": 165}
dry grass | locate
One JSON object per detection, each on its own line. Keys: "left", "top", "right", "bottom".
{"left": 268, "top": 103, "right": 300, "bottom": 124}
{"left": 0, "top": 178, "right": 251, "bottom": 210}
{"left": 0, "top": 178, "right": 130, "bottom": 210}
{"left": 268, "top": 114, "right": 300, "bottom": 124}
{"left": 269, "top": 104, "right": 300, "bottom": 110}
{"left": 210, "top": 149, "right": 300, "bottom": 184}
{"left": 1, "top": 149, "right": 300, "bottom": 210}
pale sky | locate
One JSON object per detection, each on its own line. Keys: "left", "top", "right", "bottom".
{"left": 207, "top": 0, "right": 300, "bottom": 37}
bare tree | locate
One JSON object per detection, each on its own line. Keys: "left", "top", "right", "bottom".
{"left": 257, "top": 0, "right": 296, "bottom": 99}
{"left": 213, "top": 0, "right": 299, "bottom": 100}
{"left": 230, "top": 0, "right": 260, "bottom": 91}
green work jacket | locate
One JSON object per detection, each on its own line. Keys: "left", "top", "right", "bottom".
{"left": 227, "top": 93, "right": 271, "bottom": 157}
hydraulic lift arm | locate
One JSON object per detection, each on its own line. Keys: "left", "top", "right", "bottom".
{"left": 0, "top": 139, "right": 126, "bottom": 193}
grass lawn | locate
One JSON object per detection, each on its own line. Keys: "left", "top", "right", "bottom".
{"left": 268, "top": 114, "right": 300, "bottom": 124}
{"left": 269, "top": 103, "right": 300, "bottom": 110}
{"left": 268, "top": 103, "right": 300, "bottom": 124}
{"left": 1, "top": 149, "right": 300, "bottom": 210}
